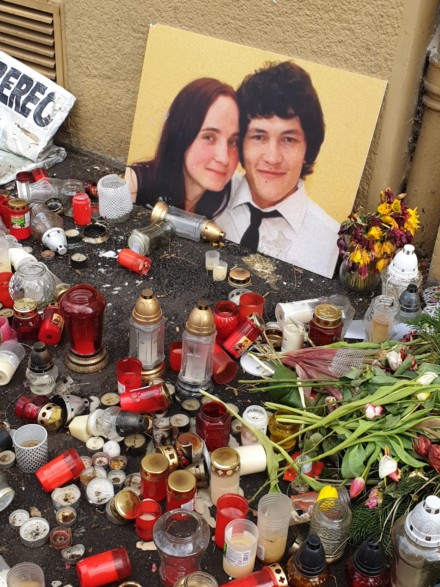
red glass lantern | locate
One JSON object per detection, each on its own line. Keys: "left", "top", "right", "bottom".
{"left": 213, "top": 300, "right": 240, "bottom": 343}
{"left": 59, "top": 284, "right": 108, "bottom": 373}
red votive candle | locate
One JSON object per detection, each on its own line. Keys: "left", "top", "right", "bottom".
{"left": 118, "top": 249, "right": 151, "bottom": 275}
{"left": 215, "top": 493, "right": 249, "bottom": 549}
{"left": 116, "top": 357, "right": 143, "bottom": 393}
{"left": 213, "top": 300, "right": 240, "bottom": 342}
{"left": 212, "top": 343, "right": 238, "bottom": 385}
{"left": 76, "top": 547, "right": 132, "bottom": 587}
{"left": 119, "top": 382, "right": 171, "bottom": 413}
{"left": 35, "top": 448, "right": 85, "bottom": 492}
{"left": 0, "top": 272, "right": 13, "bottom": 308}
{"left": 169, "top": 341, "right": 183, "bottom": 372}
{"left": 135, "top": 499, "right": 162, "bottom": 541}
{"left": 238, "top": 292, "right": 265, "bottom": 321}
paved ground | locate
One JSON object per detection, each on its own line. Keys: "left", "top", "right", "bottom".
{"left": 0, "top": 149, "right": 377, "bottom": 586}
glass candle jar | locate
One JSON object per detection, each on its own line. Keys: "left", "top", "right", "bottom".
{"left": 166, "top": 470, "right": 197, "bottom": 511}
{"left": 72, "top": 193, "right": 92, "bottom": 226}
{"left": 363, "top": 295, "right": 400, "bottom": 344}
{"left": 213, "top": 300, "right": 240, "bottom": 343}
{"left": 151, "top": 201, "right": 224, "bottom": 243}
{"left": 222, "top": 314, "right": 265, "bottom": 359}
{"left": 128, "top": 220, "right": 175, "bottom": 256}
{"left": 268, "top": 411, "right": 299, "bottom": 453}
{"left": 195, "top": 401, "right": 231, "bottom": 452}
{"left": 309, "top": 498, "right": 352, "bottom": 563}
{"left": 308, "top": 304, "right": 343, "bottom": 346}
{"left": 12, "top": 298, "right": 42, "bottom": 343}
{"left": 174, "top": 572, "right": 218, "bottom": 587}
{"left": 140, "top": 453, "right": 170, "bottom": 502}
{"left": 59, "top": 284, "right": 108, "bottom": 372}
{"left": 129, "top": 289, "right": 165, "bottom": 378}
{"left": 286, "top": 534, "right": 329, "bottom": 587}
{"left": 241, "top": 405, "right": 268, "bottom": 446}
{"left": 345, "top": 538, "right": 389, "bottom": 587}
{"left": 7, "top": 198, "right": 31, "bottom": 240}
{"left": 26, "top": 341, "right": 59, "bottom": 396}
{"left": 210, "top": 447, "right": 240, "bottom": 506}
{"left": 153, "top": 509, "right": 210, "bottom": 587}
{"left": 15, "top": 393, "right": 50, "bottom": 422}
{"left": 9, "top": 261, "right": 56, "bottom": 311}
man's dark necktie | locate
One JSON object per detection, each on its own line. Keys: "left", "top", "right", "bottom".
{"left": 240, "top": 203, "right": 282, "bottom": 250}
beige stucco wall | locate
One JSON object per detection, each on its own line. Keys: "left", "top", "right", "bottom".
{"left": 57, "top": 0, "right": 438, "bottom": 209}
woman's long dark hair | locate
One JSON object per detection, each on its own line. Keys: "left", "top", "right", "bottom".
{"left": 135, "top": 77, "right": 237, "bottom": 214}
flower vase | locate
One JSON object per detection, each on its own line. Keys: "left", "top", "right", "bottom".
{"left": 339, "top": 261, "right": 381, "bottom": 293}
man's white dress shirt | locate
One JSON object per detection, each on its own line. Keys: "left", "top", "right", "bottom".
{"left": 214, "top": 173, "right": 340, "bottom": 279}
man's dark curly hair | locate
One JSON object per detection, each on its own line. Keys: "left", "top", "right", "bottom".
{"left": 237, "top": 61, "right": 325, "bottom": 178}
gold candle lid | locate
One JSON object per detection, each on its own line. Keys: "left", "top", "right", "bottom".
{"left": 37, "top": 402, "right": 64, "bottom": 432}
{"left": 200, "top": 219, "right": 225, "bottom": 243}
{"left": 313, "top": 304, "right": 342, "bottom": 328}
{"left": 156, "top": 444, "right": 179, "bottom": 472}
{"left": 8, "top": 198, "right": 28, "bottom": 210}
{"left": 211, "top": 447, "right": 240, "bottom": 475}
{"left": 167, "top": 470, "right": 196, "bottom": 493}
{"left": 131, "top": 289, "right": 163, "bottom": 325}
{"left": 150, "top": 200, "right": 169, "bottom": 221}
{"left": 141, "top": 453, "right": 169, "bottom": 479}
{"left": 113, "top": 488, "right": 141, "bottom": 520}
{"left": 13, "top": 298, "right": 37, "bottom": 314}
{"left": 228, "top": 267, "right": 251, "bottom": 287}
{"left": 185, "top": 300, "right": 215, "bottom": 336}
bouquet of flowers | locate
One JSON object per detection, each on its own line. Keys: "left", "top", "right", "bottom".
{"left": 337, "top": 187, "right": 420, "bottom": 290}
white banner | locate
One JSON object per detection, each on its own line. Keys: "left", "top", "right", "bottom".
{"left": 0, "top": 51, "right": 75, "bottom": 162}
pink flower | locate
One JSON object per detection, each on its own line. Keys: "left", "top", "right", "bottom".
{"left": 388, "top": 469, "right": 401, "bottom": 482}
{"left": 365, "top": 403, "right": 383, "bottom": 420}
{"left": 349, "top": 477, "right": 366, "bottom": 498}
{"left": 365, "top": 487, "right": 383, "bottom": 509}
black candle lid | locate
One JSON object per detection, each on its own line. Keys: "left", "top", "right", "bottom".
{"left": 352, "top": 538, "right": 387, "bottom": 576}
{"left": 28, "top": 342, "right": 54, "bottom": 373}
{"left": 294, "top": 534, "right": 327, "bottom": 577}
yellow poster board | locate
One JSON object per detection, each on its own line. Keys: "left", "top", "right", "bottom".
{"left": 128, "top": 24, "right": 386, "bottom": 224}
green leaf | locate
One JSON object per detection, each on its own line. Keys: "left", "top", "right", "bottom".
{"left": 341, "top": 448, "right": 356, "bottom": 479}
{"left": 383, "top": 414, "right": 402, "bottom": 431}
{"left": 269, "top": 364, "right": 304, "bottom": 408}
{"left": 388, "top": 438, "right": 427, "bottom": 468}
{"left": 347, "top": 443, "right": 367, "bottom": 477}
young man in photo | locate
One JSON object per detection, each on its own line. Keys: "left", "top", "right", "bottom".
{"left": 214, "top": 61, "right": 340, "bottom": 279}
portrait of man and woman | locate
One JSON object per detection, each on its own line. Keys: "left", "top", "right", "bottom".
{"left": 126, "top": 26, "right": 386, "bottom": 279}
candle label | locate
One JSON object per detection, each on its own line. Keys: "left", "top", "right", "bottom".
{"left": 233, "top": 335, "right": 252, "bottom": 355}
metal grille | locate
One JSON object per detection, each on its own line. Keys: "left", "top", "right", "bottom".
{"left": 0, "top": 0, "right": 65, "bottom": 85}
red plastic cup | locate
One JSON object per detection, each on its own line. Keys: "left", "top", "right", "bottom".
{"left": 215, "top": 493, "right": 249, "bottom": 549}
{"left": 212, "top": 343, "right": 238, "bottom": 384}
{"left": 76, "top": 547, "right": 132, "bottom": 587}
{"left": 0, "top": 199, "right": 11, "bottom": 228}
{"left": 32, "top": 167, "right": 49, "bottom": 181}
{"left": 135, "top": 499, "right": 162, "bottom": 540}
{"left": 35, "top": 448, "right": 85, "bottom": 492}
{"left": 169, "top": 341, "right": 183, "bottom": 372}
{"left": 119, "top": 382, "right": 171, "bottom": 413}
{"left": 116, "top": 357, "right": 142, "bottom": 393}
{"left": 239, "top": 292, "right": 265, "bottom": 321}
{"left": 117, "top": 249, "right": 151, "bottom": 275}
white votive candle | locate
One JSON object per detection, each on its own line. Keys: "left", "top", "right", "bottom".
{"left": 213, "top": 260, "right": 228, "bottom": 281}
{"left": 281, "top": 323, "right": 305, "bottom": 352}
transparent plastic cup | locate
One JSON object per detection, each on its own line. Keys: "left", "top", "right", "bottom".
{"left": 13, "top": 424, "right": 48, "bottom": 474}
{"left": 7, "top": 562, "right": 45, "bottom": 587}
{"left": 205, "top": 250, "right": 220, "bottom": 271}
{"left": 256, "top": 493, "right": 291, "bottom": 563}
{"left": 223, "top": 518, "right": 259, "bottom": 578}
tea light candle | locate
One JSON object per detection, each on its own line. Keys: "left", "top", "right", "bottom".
{"left": 281, "top": 323, "right": 305, "bottom": 352}
{"left": 205, "top": 250, "right": 220, "bottom": 271}
{"left": 213, "top": 261, "right": 228, "bottom": 281}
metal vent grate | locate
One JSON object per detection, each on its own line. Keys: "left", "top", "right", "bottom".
{"left": 0, "top": 0, "right": 65, "bottom": 85}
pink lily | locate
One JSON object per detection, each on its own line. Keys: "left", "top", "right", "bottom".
{"left": 349, "top": 476, "right": 366, "bottom": 498}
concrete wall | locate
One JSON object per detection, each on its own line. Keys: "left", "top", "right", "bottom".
{"left": 56, "top": 0, "right": 439, "bottom": 209}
